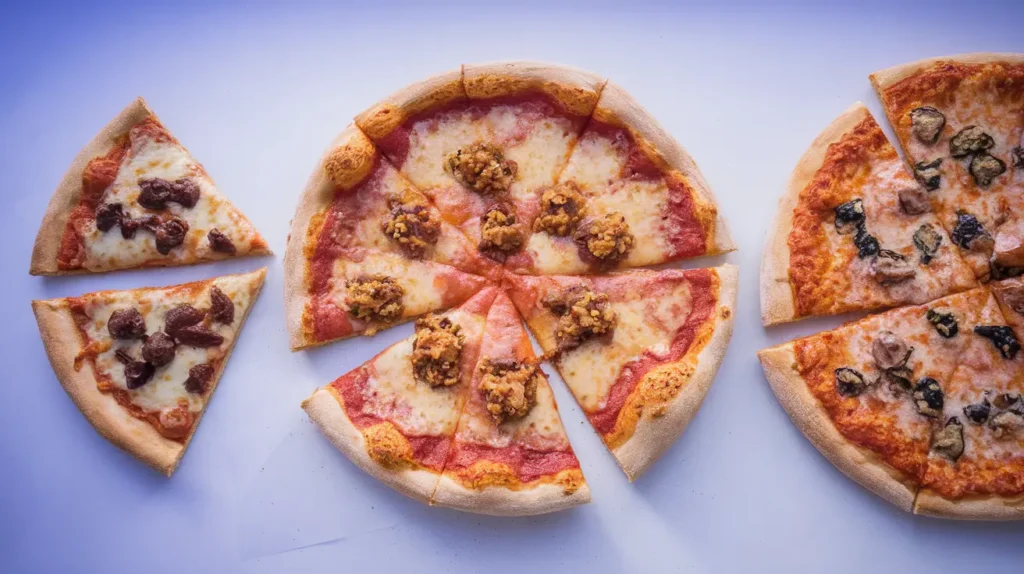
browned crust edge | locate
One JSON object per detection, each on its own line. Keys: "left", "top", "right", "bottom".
{"left": 354, "top": 69, "right": 467, "bottom": 142}
{"left": 431, "top": 471, "right": 591, "bottom": 516}
{"left": 913, "top": 488, "right": 1024, "bottom": 521}
{"left": 462, "top": 60, "right": 606, "bottom": 118}
{"left": 869, "top": 52, "right": 1024, "bottom": 93}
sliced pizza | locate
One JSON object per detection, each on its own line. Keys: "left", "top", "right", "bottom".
{"left": 506, "top": 81, "right": 734, "bottom": 275}
{"left": 30, "top": 98, "right": 269, "bottom": 276}
{"left": 31, "top": 268, "right": 266, "bottom": 475}
{"left": 871, "top": 53, "right": 1024, "bottom": 278}
{"left": 915, "top": 290, "right": 1024, "bottom": 520}
{"left": 283, "top": 124, "right": 495, "bottom": 350}
{"left": 504, "top": 264, "right": 737, "bottom": 479}
{"left": 302, "top": 287, "right": 497, "bottom": 503}
{"left": 761, "top": 102, "right": 976, "bottom": 326}
{"left": 354, "top": 63, "right": 604, "bottom": 266}
{"left": 432, "top": 291, "right": 589, "bottom": 515}
{"left": 759, "top": 286, "right": 991, "bottom": 512}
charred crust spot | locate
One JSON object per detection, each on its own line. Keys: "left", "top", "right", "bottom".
{"left": 107, "top": 308, "right": 146, "bottom": 340}
{"left": 477, "top": 358, "right": 540, "bottom": 425}
{"left": 478, "top": 204, "right": 523, "bottom": 262}
{"left": 542, "top": 285, "right": 616, "bottom": 353}
{"left": 574, "top": 213, "right": 635, "bottom": 266}
{"left": 411, "top": 315, "right": 465, "bottom": 388}
{"left": 345, "top": 275, "right": 405, "bottom": 323}
{"left": 534, "top": 182, "right": 586, "bottom": 236}
{"left": 444, "top": 143, "right": 517, "bottom": 194}
{"left": 380, "top": 201, "right": 441, "bottom": 259}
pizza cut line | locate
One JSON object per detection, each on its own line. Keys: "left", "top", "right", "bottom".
{"left": 289, "top": 61, "right": 738, "bottom": 515}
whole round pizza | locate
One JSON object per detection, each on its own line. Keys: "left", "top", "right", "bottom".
{"left": 283, "top": 61, "right": 738, "bottom": 516}
{"left": 759, "top": 53, "right": 1024, "bottom": 520}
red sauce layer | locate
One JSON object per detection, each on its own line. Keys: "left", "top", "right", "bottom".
{"left": 446, "top": 442, "right": 580, "bottom": 484}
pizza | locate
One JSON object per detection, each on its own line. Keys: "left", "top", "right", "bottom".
{"left": 871, "top": 53, "right": 1024, "bottom": 279}
{"left": 504, "top": 265, "right": 737, "bottom": 479}
{"left": 31, "top": 269, "right": 266, "bottom": 475}
{"left": 30, "top": 98, "right": 269, "bottom": 275}
{"left": 761, "top": 102, "right": 977, "bottom": 326}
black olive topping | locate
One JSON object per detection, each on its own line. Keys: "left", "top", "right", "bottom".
{"left": 853, "top": 226, "right": 880, "bottom": 258}
{"left": 913, "top": 378, "right": 944, "bottom": 418}
{"left": 973, "top": 325, "right": 1020, "bottom": 360}
{"left": 835, "top": 367, "right": 867, "bottom": 397}
{"left": 1013, "top": 146, "right": 1024, "bottom": 170}
{"left": 926, "top": 308, "right": 958, "bottom": 338}
{"left": 963, "top": 399, "right": 992, "bottom": 425}
{"left": 833, "top": 199, "right": 865, "bottom": 235}
{"left": 912, "top": 224, "right": 943, "bottom": 265}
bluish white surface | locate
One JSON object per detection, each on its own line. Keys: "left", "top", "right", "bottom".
{"left": 2, "top": 1, "right": 1023, "bottom": 572}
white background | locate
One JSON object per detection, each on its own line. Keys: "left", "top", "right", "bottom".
{"left": 3, "top": 1, "right": 1024, "bottom": 572}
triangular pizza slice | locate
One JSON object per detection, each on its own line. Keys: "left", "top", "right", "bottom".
{"left": 32, "top": 268, "right": 266, "bottom": 475}
{"left": 432, "top": 291, "right": 589, "bottom": 515}
{"left": 30, "top": 98, "right": 269, "bottom": 275}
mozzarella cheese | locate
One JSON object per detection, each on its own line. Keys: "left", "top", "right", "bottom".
{"left": 328, "top": 252, "right": 446, "bottom": 318}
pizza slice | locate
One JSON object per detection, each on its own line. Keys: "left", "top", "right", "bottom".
{"left": 761, "top": 103, "right": 976, "bottom": 326}
{"left": 31, "top": 268, "right": 266, "bottom": 475}
{"left": 871, "top": 53, "right": 1024, "bottom": 278}
{"left": 354, "top": 62, "right": 604, "bottom": 266}
{"left": 506, "top": 81, "right": 735, "bottom": 275}
{"left": 30, "top": 98, "right": 269, "bottom": 276}
{"left": 432, "top": 292, "right": 589, "bottom": 515}
{"left": 758, "top": 286, "right": 990, "bottom": 512}
{"left": 915, "top": 290, "right": 1024, "bottom": 519}
{"left": 504, "top": 265, "right": 737, "bottom": 479}
{"left": 302, "top": 287, "right": 498, "bottom": 504}
{"left": 284, "top": 124, "right": 496, "bottom": 350}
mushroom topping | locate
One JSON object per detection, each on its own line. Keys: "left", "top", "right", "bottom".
{"left": 913, "top": 159, "right": 943, "bottom": 191}
{"left": 963, "top": 399, "right": 992, "bottom": 425}
{"left": 542, "top": 285, "right": 617, "bottom": 352}
{"left": 477, "top": 358, "right": 540, "bottom": 425}
{"left": 835, "top": 367, "right": 867, "bottom": 397}
{"left": 534, "top": 181, "right": 586, "bottom": 236}
{"left": 107, "top": 308, "right": 147, "bottom": 340}
{"left": 870, "top": 250, "right": 916, "bottom": 284}
{"left": 949, "top": 126, "right": 994, "bottom": 158}
{"left": 913, "top": 378, "right": 944, "bottom": 418}
{"left": 854, "top": 227, "right": 880, "bottom": 259}
{"left": 973, "top": 325, "right": 1020, "bottom": 360}
{"left": 898, "top": 184, "right": 931, "bottom": 215}
{"left": 381, "top": 201, "right": 441, "bottom": 258}
{"left": 478, "top": 205, "right": 524, "bottom": 262}
{"left": 910, "top": 106, "right": 946, "bottom": 145}
{"left": 968, "top": 152, "right": 1006, "bottom": 188}
{"left": 833, "top": 199, "right": 865, "bottom": 235}
{"left": 926, "top": 308, "right": 959, "bottom": 338}
{"left": 872, "top": 331, "right": 911, "bottom": 370}
{"left": 881, "top": 365, "right": 915, "bottom": 393}
{"left": 345, "top": 275, "right": 405, "bottom": 323}
{"left": 912, "top": 223, "right": 943, "bottom": 264}
{"left": 931, "top": 417, "right": 964, "bottom": 461}
{"left": 998, "top": 283, "right": 1024, "bottom": 315}
{"left": 1013, "top": 146, "right": 1024, "bottom": 169}
{"left": 444, "top": 143, "right": 517, "bottom": 194}
{"left": 950, "top": 212, "right": 993, "bottom": 253}
{"left": 990, "top": 411, "right": 1024, "bottom": 439}
{"left": 992, "top": 393, "right": 1021, "bottom": 410}
{"left": 411, "top": 315, "right": 465, "bottom": 388}
{"left": 574, "top": 213, "right": 635, "bottom": 266}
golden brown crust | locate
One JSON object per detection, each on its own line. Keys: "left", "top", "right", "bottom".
{"left": 758, "top": 343, "right": 918, "bottom": 512}
{"left": 32, "top": 268, "right": 266, "bottom": 476}
{"left": 354, "top": 69, "right": 467, "bottom": 141}
{"left": 869, "top": 52, "right": 1024, "bottom": 98}
{"left": 462, "top": 60, "right": 606, "bottom": 117}
{"left": 431, "top": 469, "right": 590, "bottom": 516}
{"left": 30, "top": 98, "right": 153, "bottom": 276}
{"left": 914, "top": 488, "right": 1024, "bottom": 520}
{"left": 592, "top": 82, "right": 735, "bottom": 255}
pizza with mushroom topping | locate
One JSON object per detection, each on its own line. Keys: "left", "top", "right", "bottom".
{"left": 30, "top": 98, "right": 269, "bottom": 275}
{"left": 761, "top": 103, "right": 977, "bottom": 326}
{"left": 31, "top": 268, "right": 266, "bottom": 475}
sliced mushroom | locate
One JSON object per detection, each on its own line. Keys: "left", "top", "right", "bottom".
{"left": 926, "top": 308, "right": 959, "bottom": 338}
{"left": 870, "top": 250, "right": 916, "bottom": 284}
{"left": 949, "top": 125, "right": 994, "bottom": 158}
{"left": 835, "top": 367, "right": 867, "bottom": 397}
{"left": 910, "top": 106, "right": 946, "bottom": 145}
{"left": 912, "top": 223, "right": 943, "bottom": 264}
{"left": 992, "top": 392, "right": 1021, "bottom": 410}
{"left": 872, "top": 331, "right": 910, "bottom": 370}
{"left": 968, "top": 152, "right": 1006, "bottom": 188}
{"left": 833, "top": 199, "right": 865, "bottom": 235}
{"left": 931, "top": 417, "right": 964, "bottom": 461}
{"left": 913, "top": 159, "right": 943, "bottom": 191}
{"left": 898, "top": 184, "right": 931, "bottom": 215}
{"left": 963, "top": 399, "right": 992, "bottom": 425}
{"left": 913, "top": 378, "right": 944, "bottom": 418}
{"left": 973, "top": 325, "right": 1021, "bottom": 360}
{"left": 880, "top": 365, "right": 915, "bottom": 393}
{"left": 989, "top": 411, "right": 1024, "bottom": 440}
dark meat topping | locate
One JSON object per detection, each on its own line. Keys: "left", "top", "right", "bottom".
{"left": 910, "top": 106, "right": 946, "bottom": 145}
{"left": 107, "top": 308, "right": 146, "bottom": 340}
{"left": 973, "top": 325, "right": 1020, "bottom": 360}
{"left": 154, "top": 217, "right": 189, "bottom": 255}
{"left": 478, "top": 205, "right": 524, "bottom": 262}
{"left": 444, "top": 143, "right": 517, "bottom": 194}
{"left": 209, "top": 286, "right": 234, "bottom": 325}
{"left": 411, "top": 315, "right": 465, "bottom": 388}
{"left": 141, "top": 331, "right": 176, "bottom": 367}
{"left": 913, "top": 159, "right": 943, "bottom": 191}
{"left": 913, "top": 223, "right": 943, "bottom": 264}
{"left": 574, "top": 213, "right": 635, "bottom": 265}
{"left": 137, "top": 177, "right": 200, "bottom": 210}
{"left": 380, "top": 202, "right": 441, "bottom": 259}
{"left": 207, "top": 228, "right": 236, "bottom": 254}
{"left": 477, "top": 358, "right": 540, "bottom": 425}
{"left": 124, "top": 360, "right": 155, "bottom": 390}
{"left": 184, "top": 364, "right": 214, "bottom": 394}
{"left": 164, "top": 305, "right": 206, "bottom": 336}
{"left": 345, "top": 275, "right": 405, "bottom": 323}
{"left": 542, "top": 285, "right": 617, "bottom": 352}
{"left": 95, "top": 203, "right": 125, "bottom": 232}
{"left": 949, "top": 126, "right": 994, "bottom": 158}
{"left": 534, "top": 182, "right": 586, "bottom": 236}
{"left": 173, "top": 326, "right": 225, "bottom": 348}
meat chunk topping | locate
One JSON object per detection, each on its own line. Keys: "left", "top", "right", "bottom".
{"left": 477, "top": 358, "right": 540, "bottom": 425}
{"left": 381, "top": 201, "right": 441, "bottom": 258}
{"left": 411, "top": 315, "right": 465, "bottom": 388}
{"left": 345, "top": 275, "right": 405, "bottom": 323}
{"left": 542, "top": 285, "right": 617, "bottom": 352}
{"left": 445, "top": 143, "right": 517, "bottom": 194}
{"left": 534, "top": 182, "right": 586, "bottom": 236}
{"left": 478, "top": 205, "right": 523, "bottom": 261}
{"left": 574, "top": 213, "right": 635, "bottom": 265}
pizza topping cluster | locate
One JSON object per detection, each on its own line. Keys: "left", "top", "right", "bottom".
{"left": 871, "top": 331, "right": 915, "bottom": 391}
{"left": 479, "top": 205, "right": 524, "bottom": 261}
{"left": 870, "top": 250, "right": 916, "bottom": 284}
{"left": 898, "top": 184, "right": 931, "bottom": 215}
{"left": 963, "top": 398, "right": 992, "bottom": 424}
{"left": 912, "top": 224, "right": 943, "bottom": 264}
{"left": 574, "top": 213, "right": 635, "bottom": 265}
{"left": 445, "top": 143, "right": 518, "bottom": 194}
{"left": 138, "top": 177, "right": 200, "bottom": 210}
{"left": 963, "top": 394, "right": 1024, "bottom": 440}
{"left": 950, "top": 212, "right": 993, "bottom": 254}
{"left": 833, "top": 198, "right": 865, "bottom": 235}
{"left": 942, "top": 125, "right": 1007, "bottom": 188}
{"left": 913, "top": 159, "right": 943, "bottom": 191}
{"left": 534, "top": 182, "right": 587, "bottom": 236}
{"left": 381, "top": 201, "right": 441, "bottom": 258}
{"left": 108, "top": 308, "right": 146, "bottom": 339}
{"left": 542, "top": 285, "right": 617, "bottom": 352}
{"left": 973, "top": 325, "right": 1020, "bottom": 360}
{"left": 345, "top": 275, "right": 405, "bottom": 323}
{"left": 932, "top": 417, "right": 964, "bottom": 461}
{"left": 478, "top": 358, "right": 540, "bottom": 424}
{"left": 93, "top": 176, "right": 206, "bottom": 256}
{"left": 913, "top": 378, "right": 944, "bottom": 418}
{"left": 834, "top": 367, "right": 867, "bottom": 397}
{"left": 184, "top": 364, "right": 215, "bottom": 394}
{"left": 115, "top": 349, "right": 155, "bottom": 389}
{"left": 926, "top": 308, "right": 959, "bottom": 338}
{"left": 411, "top": 315, "right": 465, "bottom": 388}
{"left": 910, "top": 106, "right": 946, "bottom": 145}
{"left": 141, "top": 331, "right": 176, "bottom": 366}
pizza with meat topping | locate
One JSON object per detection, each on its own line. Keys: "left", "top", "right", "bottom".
{"left": 30, "top": 98, "right": 269, "bottom": 275}
{"left": 32, "top": 269, "right": 266, "bottom": 475}
{"left": 504, "top": 265, "right": 737, "bottom": 479}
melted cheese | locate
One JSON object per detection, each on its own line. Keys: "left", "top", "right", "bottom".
{"left": 329, "top": 252, "right": 445, "bottom": 317}
{"left": 455, "top": 377, "right": 569, "bottom": 451}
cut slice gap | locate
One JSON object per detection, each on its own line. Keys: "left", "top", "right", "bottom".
{"left": 31, "top": 97, "right": 269, "bottom": 276}
{"left": 32, "top": 268, "right": 267, "bottom": 475}
{"left": 432, "top": 291, "right": 590, "bottom": 515}
{"left": 504, "top": 264, "right": 737, "bottom": 480}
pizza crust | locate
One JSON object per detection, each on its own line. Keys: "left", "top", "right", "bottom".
{"left": 431, "top": 471, "right": 591, "bottom": 516}
{"left": 302, "top": 387, "right": 439, "bottom": 504}
{"left": 759, "top": 102, "right": 872, "bottom": 326}
{"left": 462, "top": 60, "right": 606, "bottom": 117}
{"left": 31, "top": 268, "right": 266, "bottom": 476}
{"left": 354, "top": 69, "right": 466, "bottom": 142}
{"left": 29, "top": 97, "right": 153, "bottom": 276}
{"left": 758, "top": 343, "right": 918, "bottom": 512}
{"left": 592, "top": 82, "right": 735, "bottom": 255}
{"left": 913, "top": 488, "right": 1024, "bottom": 521}
{"left": 612, "top": 264, "right": 738, "bottom": 480}
{"left": 283, "top": 125, "right": 377, "bottom": 351}
{"left": 869, "top": 52, "right": 1024, "bottom": 93}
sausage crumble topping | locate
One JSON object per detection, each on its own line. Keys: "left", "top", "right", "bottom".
{"left": 445, "top": 143, "right": 517, "bottom": 194}
{"left": 345, "top": 275, "right": 405, "bottom": 323}
{"left": 534, "top": 182, "right": 586, "bottom": 236}
{"left": 542, "top": 285, "right": 617, "bottom": 352}
{"left": 411, "top": 315, "right": 465, "bottom": 388}
{"left": 477, "top": 358, "right": 540, "bottom": 424}
{"left": 574, "top": 213, "right": 635, "bottom": 265}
